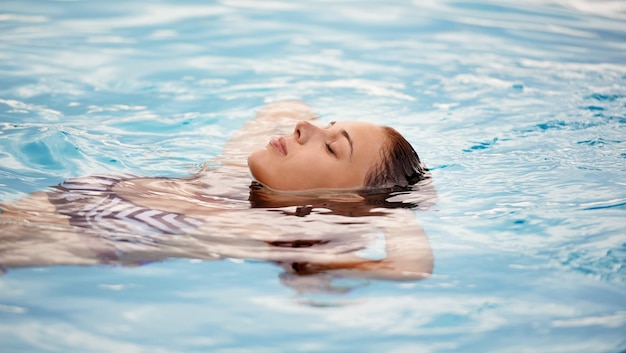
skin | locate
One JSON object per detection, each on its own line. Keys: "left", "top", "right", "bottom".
{"left": 0, "top": 101, "right": 434, "bottom": 284}
{"left": 247, "top": 120, "right": 386, "bottom": 191}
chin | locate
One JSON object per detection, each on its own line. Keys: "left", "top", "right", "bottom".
{"left": 247, "top": 155, "right": 271, "bottom": 188}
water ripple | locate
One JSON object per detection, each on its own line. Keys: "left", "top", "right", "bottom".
{"left": 0, "top": 0, "right": 625, "bottom": 351}
{"left": 581, "top": 198, "right": 626, "bottom": 210}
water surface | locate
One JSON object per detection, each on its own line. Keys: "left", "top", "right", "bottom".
{"left": 1, "top": 0, "right": 625, "bottom": 352}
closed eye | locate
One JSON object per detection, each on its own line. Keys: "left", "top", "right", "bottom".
{"left": 326, "top": 143, "right": 336, "bottom": 156}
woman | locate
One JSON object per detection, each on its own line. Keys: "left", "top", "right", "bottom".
{"left": 0, "top": 101, "right": 435, "bottom": 288}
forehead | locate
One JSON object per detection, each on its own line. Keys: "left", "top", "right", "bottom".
{"left": 332, "top": 121, "right": 384, "bottom": 138}
{"left": 334, "top": 120, "right": 386, "bottom": 157}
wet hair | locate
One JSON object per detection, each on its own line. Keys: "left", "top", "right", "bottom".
{"left": 364, "top": 126, "right": 428, "bottom": 190}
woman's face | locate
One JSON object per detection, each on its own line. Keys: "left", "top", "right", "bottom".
{"left": 248, "top": 120, "right": 386, "bottom": 191}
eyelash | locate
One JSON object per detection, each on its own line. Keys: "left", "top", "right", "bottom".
{"left": 326, "top": 143, "right": 336, "bottom": 156}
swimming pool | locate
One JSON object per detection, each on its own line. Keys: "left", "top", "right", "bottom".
{"left": 1, "top": 0, "right": 625, "bottom": 352}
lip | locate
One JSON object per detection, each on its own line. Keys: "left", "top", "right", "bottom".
{"left": 270, "top": 137, "right": 287, "bottom": 156}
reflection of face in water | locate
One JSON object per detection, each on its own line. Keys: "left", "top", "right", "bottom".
{"left": 246, "top": 180, "right": 436, "bottom": 295}
{"left": 247, "top": 181, "right": 435, "bottom": 217}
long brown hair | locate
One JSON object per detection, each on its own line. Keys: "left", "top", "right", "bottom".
{"left": 364, "top": 126, "right": 429, "bottom": 189}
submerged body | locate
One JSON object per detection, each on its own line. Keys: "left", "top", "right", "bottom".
{"left": 0, "top": 101, "right": 435, "bottom": 286}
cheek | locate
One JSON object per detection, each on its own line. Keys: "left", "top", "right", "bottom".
{"left": 248, "top": 149, "right": 357, "bottom": 190}
{"left": 284, "top": 155, "right": 354, "bottom": 189}
{"left": 272, "top": 155, "right": 325, "bottom": 190}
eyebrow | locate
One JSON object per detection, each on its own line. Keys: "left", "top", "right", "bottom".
{"left": 340, "top": 129, "right": 354, "bottom": 159}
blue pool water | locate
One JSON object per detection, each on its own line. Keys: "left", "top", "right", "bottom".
{"left": 1, "top": 0, "right": 625, "bottom": 352}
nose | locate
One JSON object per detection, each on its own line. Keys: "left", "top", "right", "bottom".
{"left": 294, "top": 120, "right": 322, "bottom": 144}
